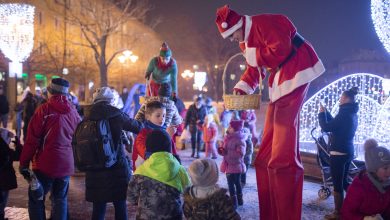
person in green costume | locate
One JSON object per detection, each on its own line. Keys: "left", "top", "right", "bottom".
{"left": 145, "top": 42, "right": 178, "bottom": 97}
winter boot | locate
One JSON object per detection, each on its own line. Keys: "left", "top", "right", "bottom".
{"left": 237, "top": 194, "right": 244, "bottom": 206}
{"left": 191, "top": 149, "right": 195, "bottom": 158}
{"left": 324, "top": 191, "right": 343, "bottom": 220}
{"left": 231, "top": 195, "right": 238, "bottom": 210}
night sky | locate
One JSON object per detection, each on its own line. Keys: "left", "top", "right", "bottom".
{"left": 149, "top": 0, "right": 386, "bottom": 66}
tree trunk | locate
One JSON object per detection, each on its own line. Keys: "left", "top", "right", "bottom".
{"left": 99, "top": 61, "right": 108, "bottom": 87}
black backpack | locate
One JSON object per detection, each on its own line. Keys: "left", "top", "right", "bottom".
{"left": 72, "top": 117, "right": 117, "bottom": 171}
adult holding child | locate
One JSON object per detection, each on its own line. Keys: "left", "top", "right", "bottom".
{"left": 215, "top": 5, "right": 325, "bottom": 220}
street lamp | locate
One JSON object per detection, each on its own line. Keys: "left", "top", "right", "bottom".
{"left": 181, "top": 69, "right": 194, "bottom": 79}
{"left": 118, "top": 50, "right": 138, "bottom": 64}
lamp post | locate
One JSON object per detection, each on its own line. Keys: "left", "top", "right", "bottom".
{"left": 118, "top": 50, "right": 138, "bottom": 89}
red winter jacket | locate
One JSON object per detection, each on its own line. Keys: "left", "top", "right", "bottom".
{"left": 132, "top": 125, "right": 178, "bottom": 171}
{"left": 19, "top": 95, "right": 80, "bottom": 178}
{"left": 341, "top": 172, "right": 390, "bottom": 220}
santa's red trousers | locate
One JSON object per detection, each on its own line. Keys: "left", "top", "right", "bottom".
{"left": 254, "top": 84, "right": 308, "bottom": 220}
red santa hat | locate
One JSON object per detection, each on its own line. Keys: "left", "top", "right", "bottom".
{"left": 215, "top": 5, "right": 243, "bottom": 39}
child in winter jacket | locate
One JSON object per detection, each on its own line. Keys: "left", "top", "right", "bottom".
{"left": 128, "top": 130, "right": 191, "bottom": 220}
{"left": 203, "top": 114, "right": 218, "bottom": 159}
{"left": 183, "top": 159, "right": 241, "bottom": 220}
{"left": 0, "top": 129, "right": 22, "bottom": 220}
{"left": 341, "top": 139, "right": 390, "bottom": 220}
{"left": 219, "top": 120, "right": 248, "bottom": 209}
{"left": 241, "top": 122, "right": 254, "bottom": 187}
{"left": 132, "top": 100, "right": 179, "bottom": 170}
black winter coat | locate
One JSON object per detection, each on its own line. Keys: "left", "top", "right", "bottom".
{"left": 0, "top": 138, "right": 21, "bottom": 191}
{"left": 318, "top": 103, "right": 359, "bottom": 155}
{"left": 0, "top": 95, "right": 9, "bottom": 115}
{"left": 83, "top": 103, "right": 143, "bottom": 202}
{"left": 185, "top": 104, "right": 207, "bottom": 132}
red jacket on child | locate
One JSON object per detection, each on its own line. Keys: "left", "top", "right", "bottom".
{"left": 341, "top": 172, "right": 390, "bottom": 220}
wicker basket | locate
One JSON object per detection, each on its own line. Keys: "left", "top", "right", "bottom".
{"left": 222, "top": 53, "right": 262, "bottom": 110}
{"left": 223, "top": 93, "right": 261, "bottom": 110}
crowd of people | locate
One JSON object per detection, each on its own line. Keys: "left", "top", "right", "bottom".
{"left": 0, "top": 4, "right": 390, "bottom": 220}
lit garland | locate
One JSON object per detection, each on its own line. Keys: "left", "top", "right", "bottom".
{"left": 0, "top": 4, "right": 35, "bottom": 77}
{"left": 371, "top": 0, "right": 390, "bottom": 53}
{"left": 299, "top": 73, "right": 389, "bottom": 159}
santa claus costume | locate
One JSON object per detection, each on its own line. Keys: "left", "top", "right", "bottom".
{"left": 216, "top": 5, "right": 325, "bottom": 220}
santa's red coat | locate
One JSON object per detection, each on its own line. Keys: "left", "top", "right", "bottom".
{"left": 234, "top": 14, "right": 325, "bottom": 102}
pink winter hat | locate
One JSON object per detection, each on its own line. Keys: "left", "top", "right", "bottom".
{"left": 229, "top": 120, "right": 244, "bottom": 132}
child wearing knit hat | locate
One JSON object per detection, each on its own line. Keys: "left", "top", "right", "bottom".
{"left": 128, "top": 130, "right": 190, "bottom": 219}
{"left": 341, "top": 139, "right": 390, "bottom": 220}
{"left": 218, "top": 120, "right": 248, "bottom": 209}
{"left": 183, "top": 159, "right": 240, "bottom": 220}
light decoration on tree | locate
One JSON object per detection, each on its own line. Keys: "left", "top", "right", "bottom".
{"left": 299, "top": 73, "right": 389, "bottom": 160}
{"left": 0, "top": 4, "right": 35, "bottom": 77}
{"left": 371, "top": 0, "right": 390, "bottom": 53}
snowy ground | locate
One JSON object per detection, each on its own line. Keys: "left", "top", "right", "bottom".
{"left": 178, "top": 146, "right": 334, "bottom": 220}
{"left": 5, "top": 145, "right": 335, "bottom": 220}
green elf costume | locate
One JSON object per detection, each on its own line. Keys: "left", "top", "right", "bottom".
{"left": 145, "top": 42, "right": 178, "bottom": 97}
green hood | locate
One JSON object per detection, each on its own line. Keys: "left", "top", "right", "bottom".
{"left": 134, "top": 152, "right": 190, "bottom": 192}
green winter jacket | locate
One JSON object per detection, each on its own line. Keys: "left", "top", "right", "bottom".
{"left": 134, "top": 152, "right": 190, "bottom": 192}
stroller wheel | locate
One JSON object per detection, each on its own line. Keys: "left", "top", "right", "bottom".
{"left": 318, "top": 187, "right": 331, "bottom": 200}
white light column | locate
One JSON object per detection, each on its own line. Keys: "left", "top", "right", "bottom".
{"left": 0, "top": 4, "right": 35, "bottom": 109}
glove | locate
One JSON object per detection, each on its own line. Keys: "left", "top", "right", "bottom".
{"left": 19, "top": 167, "right": 32, "bottom": 182}
{"left": 364, "top": 214, "right": 384, "bottom": 220}
{"left": 145, "top": 72, "right": 151, "bottom": 80}
{"left": 233, "top": 88, "right": 247, "bottom": 95}
{"left": 218, "top": 146, "right": 226, "bottom": 156}
{"left": 171, "top": 92, "right": 177, "bottom": 103}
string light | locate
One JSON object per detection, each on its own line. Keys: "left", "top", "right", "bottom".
{"left": 0, "top": 4, "right": 35, "bottom": 77}
{"left": 299, "top": 73, "right": 389, "bottom": 159}
{"left": 371, "top": 0, "right": 390, "bottom": 53}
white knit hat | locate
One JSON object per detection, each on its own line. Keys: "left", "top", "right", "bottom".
{"left": 188, "top": 159, "right": 219, "bottom": 187}
{"left": 364, "top": 139, "right": 390, "bottom": 172}
{"left": 93, "top": 87, "right": 114, "bottom": 104}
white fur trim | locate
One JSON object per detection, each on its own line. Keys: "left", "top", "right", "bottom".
{"left": 269, "top": 61, "right": 325, "bottom": 102}
{"left": 244, "top": 15, "right": 252, "bottom": 42}
{"left": 234, "top": 80, "right": 255, "bottom": 94}
{"left": 221, "top": 22, "right": 228, "bottom": 29}
{"left": 221, "top": 18, "right": 243, "bottom": 39}
{"left": 245, "top": 45, "right": 258, "bottom": 67}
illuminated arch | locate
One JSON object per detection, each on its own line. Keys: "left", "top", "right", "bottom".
{"left": 299, "top": 73, "right": 386, "bottom": 144}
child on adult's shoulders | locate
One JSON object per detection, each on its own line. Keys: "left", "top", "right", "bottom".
{"left": 128, "top": 129, "right": 190, "bottom": 220}
{"left": 341, "top": 139, "right": 390, "bottom": 220}
{"left": 183, "top": 158, "right": 241, "bottom": 220}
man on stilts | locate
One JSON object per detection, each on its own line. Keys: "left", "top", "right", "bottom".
{"left": 215, "top": 5, "right": 325, "bottom": 220}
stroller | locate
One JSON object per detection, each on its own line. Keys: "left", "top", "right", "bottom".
{"left": 310, "top": 128, "right": 365, "bottom": 199}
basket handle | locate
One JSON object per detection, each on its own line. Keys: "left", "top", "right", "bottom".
{"left": 222, "top": 52, "right": 262, "bottom": 96}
